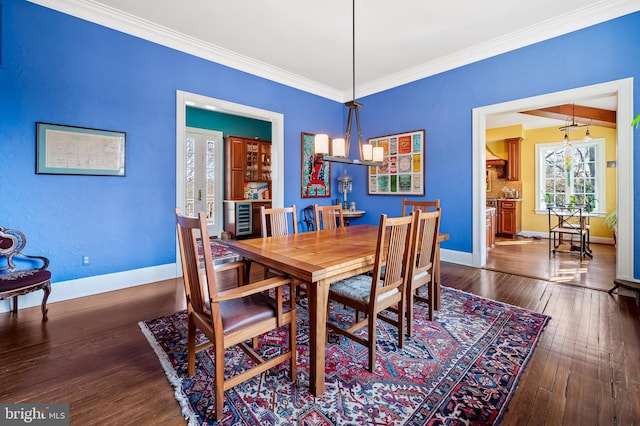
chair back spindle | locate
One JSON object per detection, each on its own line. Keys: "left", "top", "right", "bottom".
{"left": 261, "top": 205, "right": 298, "bottom": 237}
{"left": 314, "top": 204, "right": 345, "bottom": 230}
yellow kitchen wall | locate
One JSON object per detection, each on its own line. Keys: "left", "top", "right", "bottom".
{"left": 486, "top": 125, "right": 525, "bottom": 142}
{"left": 518, "top": 125, "right": 617, "bottom": 241}
{"left": 486, "top": 125, "right": 524, "bottom": 159}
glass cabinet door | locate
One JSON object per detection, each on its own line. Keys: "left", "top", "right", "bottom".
{"left": 245, "top": 141, "right": 259, "bottom": 180}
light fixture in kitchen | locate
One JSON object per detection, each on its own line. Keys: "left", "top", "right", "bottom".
{"left": 559, "top": 103, "right": 593, "bottom": 142}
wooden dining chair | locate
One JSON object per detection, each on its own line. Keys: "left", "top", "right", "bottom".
{"left": 326, "top": 213, "right": 415, "bottom": 372}
{"left": 405, "top": 209, "right": 441, "bottom": 332}
{"left": 175, "top": 209, "right": 297, "bottom": 421}
{"left": 260, "top": 204, "right": 306, "bottom": 301}
{"left": 401, "top": 198, "right": 443, "bottom": 315}
{"left": 261, "top": 204, "right": 298, "bottom": 237}
{"left": 401, "top": 198, "right": 441, "bottom": 216}
{"left": 314, "top": 204, "right": 345, "bottom": 230}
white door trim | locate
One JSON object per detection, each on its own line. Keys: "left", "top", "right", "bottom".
{"left": 175, "top": 90, "right": 285, "bottom": 275}
{"left": 472, "top": 78, "right": 634, "bottom": 281}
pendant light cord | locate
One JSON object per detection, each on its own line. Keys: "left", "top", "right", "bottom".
{"left": 352, "top": 0, "right": 356, "bottom": 102}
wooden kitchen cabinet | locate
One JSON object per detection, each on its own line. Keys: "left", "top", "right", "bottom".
{"left": 486, "top": 208, "right": 496, "bottom": 249}
{"left": 497, "top": 200, "right": 521, "bottom": 238}
{"left": 506, "top": 137, "right": 521, "bottom": 181}
{"left": 225, "top": 136, "right": 272, "bottom": 200}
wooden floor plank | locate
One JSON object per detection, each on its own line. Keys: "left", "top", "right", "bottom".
{"left": 1, "top": 262, "right": 638, "bottom": 425}
{"left": 485, "top": 237, "right": 615, "bottom": 292}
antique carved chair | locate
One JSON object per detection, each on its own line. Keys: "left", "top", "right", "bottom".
{"left": 314, "top": 204, "right": 345, "bottom": 230}
{"left": 302, "top": 205, "right": 316, "bottom": 231}
{"left": 175, "top": 209, "right": 296, "bottom": 421}
{"left": 326, "top": 213, "right": 415, "bottom": 372}
{"left": 0, "top": 226, "right": 51, "bottom": 321}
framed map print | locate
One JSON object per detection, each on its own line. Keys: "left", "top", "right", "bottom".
{"left": 301, "top": 132, "right": 331, "bottom": 198}
{"left": 36, "top": 122, "right": 126, "bottom": 176}
{"left": 367, "top": 129, "right": 425, "bottom": 195}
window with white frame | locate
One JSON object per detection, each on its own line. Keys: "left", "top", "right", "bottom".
{"left": 535, "top": 138, "right": 605, "bottom": 213}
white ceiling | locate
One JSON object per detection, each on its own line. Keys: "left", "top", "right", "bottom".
{"left": 30, "top": 0, "right": 638, "bottom": 128}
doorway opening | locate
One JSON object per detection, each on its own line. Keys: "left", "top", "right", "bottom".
{"left": 175, "top": 90, "right": 285, "bottom": 273}
{"left": 472, "top": 78, "right": 634, "bottom": 285}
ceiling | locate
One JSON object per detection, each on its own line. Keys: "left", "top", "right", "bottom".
{"left": 31, "top": 0, "right": 638, "bottom": 128}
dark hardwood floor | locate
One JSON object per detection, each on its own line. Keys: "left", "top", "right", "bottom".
{"left": 1, "top": 262, "right": 638, "bottom": 425}
{"left": 485, "top": 236, "right": 616, "bottom": 292}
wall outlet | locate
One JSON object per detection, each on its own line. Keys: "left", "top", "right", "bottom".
{"left": 82, "top": 256, "right": 90, "bottom": 266}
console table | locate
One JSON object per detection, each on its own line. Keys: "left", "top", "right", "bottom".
{"left": 342, "top": 209, "right": 365, "bottom": 226}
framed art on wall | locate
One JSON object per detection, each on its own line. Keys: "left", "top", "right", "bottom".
{"left": 301, "top": 132, "right": 331, "bottom": 198}
{"left": 367, "top": 129, "right": 425, "bottom": 195}
{"left": 36, "top": 122, "right": 126, "bottom": 176}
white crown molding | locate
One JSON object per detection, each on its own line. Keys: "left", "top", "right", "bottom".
{"left": 27, "top": 0, "right": 640, "bottom": 103}
{"left": 26, "top": 0, "right": 344, "bottom": 101}
{"left": 356, "top": 0, "right": 640, "bottom": 99}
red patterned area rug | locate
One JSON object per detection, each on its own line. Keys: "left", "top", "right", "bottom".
{"left": 197, "top": 239, "right": 241, "bottom": 265}
{"left": 139, "top": 287, "right": 549, "bottom": 425}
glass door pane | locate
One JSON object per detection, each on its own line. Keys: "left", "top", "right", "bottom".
{"left": 185, "top": 129, "right": 223, "bottom": 236}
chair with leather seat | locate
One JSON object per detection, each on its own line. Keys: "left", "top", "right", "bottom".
{"left": 0, "top": 226, "right": 51, "bottom": 321}
{"left": 326, "top": 213, "right": 415, "bottom": 372}
{"left": 314, "top": 204, "right": 345, "bottom": 230}
{"left": 175, "top": 209, "right": 297, "bottom": 421}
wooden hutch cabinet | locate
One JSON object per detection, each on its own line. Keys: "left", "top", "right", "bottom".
{"left": 224, "top": 136, "right": 272, "bottom": 238}
{"left": 225, "top": 136, "right": 272, "bottom": 200}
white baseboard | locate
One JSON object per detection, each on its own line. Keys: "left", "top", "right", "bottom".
{"left": 440, "top": 248, "right": 473, "bottom": 266}
{"left": 1, "top": 248, "right": 476, "bottom": 314}
{"left": 2, "top": 240, "right": 625, "bottom": 314}
{"left": 0, "top": 263, "right": 178, "bottom": 314}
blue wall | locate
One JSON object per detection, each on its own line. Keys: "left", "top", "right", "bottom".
{"left": 0, "top": 0, "right": 342, "bottom": 284}
{"left": 357, "top": 12, "right": 640, "bottom": 261}
{"left": 1, "top": 0, "right": 638, "bottom": 293}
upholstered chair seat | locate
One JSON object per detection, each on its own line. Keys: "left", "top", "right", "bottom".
{"left": 0, "top": 227, "right": 51, "bottom": 320}
{"left": 329, "top": 276, "right": 399, "bottom": 304}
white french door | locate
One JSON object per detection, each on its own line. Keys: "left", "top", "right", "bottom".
{"left": 184, "top": 127, "right": 223, "bottom": 237}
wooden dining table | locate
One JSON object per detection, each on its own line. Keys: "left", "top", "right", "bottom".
{"left": 227, "top": 224, "right": 448, "bottom": 396}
